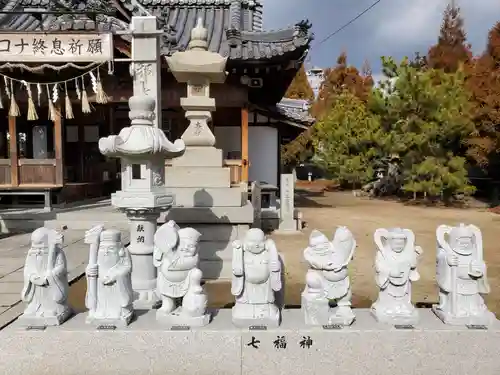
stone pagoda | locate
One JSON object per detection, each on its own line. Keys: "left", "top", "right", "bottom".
{"left": 99, "top": 95, "right": 186, "bottom": 308}
{"left": 165, "top": 18, "right": 254, "bottom": 280}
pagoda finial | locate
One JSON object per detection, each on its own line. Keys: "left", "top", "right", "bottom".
{"left": 188, "top": 18, "right": 208, "bottom": 51}
{"left": 128, "top": 95, "right": 155, "bottom": 126}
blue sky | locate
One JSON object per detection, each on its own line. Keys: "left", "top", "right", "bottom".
{"left": 262, "top": 0, "right": 499, "bottom": 80}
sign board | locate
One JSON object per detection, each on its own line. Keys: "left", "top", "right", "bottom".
{"left": 0, "top": 33, "right": 113, "bottom": 62}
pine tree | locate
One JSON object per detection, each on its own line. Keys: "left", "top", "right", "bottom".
{"left": 370, "top": 57, "right": 476, "bottom": 199}
{"left": 466, "top": 22, "right": 500, "bottom": 168}
{"left": 427, "top": 5, "right": 472, "bottom": 73}
{"left": 311, "top": 90, "right": 384, "bottom": 187}
{"left": 284, "top": 65, "right": 314, "bottom": 101}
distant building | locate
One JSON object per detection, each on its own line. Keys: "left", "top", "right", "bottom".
{"left": 306, "top": 67, "right": 325, "bottom": 99}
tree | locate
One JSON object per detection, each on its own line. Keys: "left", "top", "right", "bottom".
{"left": 311, "top": 90, "right": 384, "bottom": 187}
{"left": 370, "top": 57, "right": 476, "bottom": 199}
{"left": 310, "top": 52, "right": 373, "bottom": 119}
{"left": 284, "top": 64, "right": 314, "bottom": 100}
{"left": 466, "top": 22, "right": 500, "bottom": 168}
{"left": 427, "top": 5, "right": 472, "bottom": 73}
{"left": 282, "top": 53, "right": 373, "bottom": 166}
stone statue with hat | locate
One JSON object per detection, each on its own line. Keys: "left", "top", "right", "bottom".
{"left": 153, "top": 220, "right": 209, "bottom": 327}
{"left": 85, "top": 228, "right": 134, "bottom": 327}
{"left": 433, "top": 223, "right": 496, "bottom": 325}
{"left": 231, "top": 228, "right": 283, "bottom": 328}
{"left": 372, "top": 227, "right": 423, "bottom": 324}
{"left": 301, "top": 227, "right": 356, "bottom": 326}
{"left": 19, "top": 227, "right": 72, "bottom": 326}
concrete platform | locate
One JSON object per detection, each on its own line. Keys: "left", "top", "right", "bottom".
{"left": 1, "top": 309, "right": 499, "bottom": 375}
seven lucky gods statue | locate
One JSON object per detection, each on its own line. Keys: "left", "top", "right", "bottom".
{"left": 19, "top": 227, "right": 72, "bottom": 326}
{"left": 231, "top": 228, "right": 283, "bottom": 328}
{"left": 153, "top": 220, "right": 210, "bottom": 327}
{"left": 85, "top": 226, "right": 134, "bottom": 327}
{"left": 372, "top": 228, "right": 423, "bottom": 325}
{"left": 433, "top": 223, "right": 496, "bottom": 326}
{"left": 302, "top": 227, "right": 356, "bottom": 326}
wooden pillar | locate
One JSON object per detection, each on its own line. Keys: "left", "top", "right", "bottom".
{"left": 241, "top": 107, "right": 249, "bottom": 182}
{"left": 8, "top": 116, "right": 18, "bottom": 186}
{"left": 54, "top": 104, "right": 63, "bottom": 186}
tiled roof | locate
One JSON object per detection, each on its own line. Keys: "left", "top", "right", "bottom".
{"left": 259, "top": 98, "right": 315, "bottom": 126}
{"left": 0, "top": 0, "right": 312, "bottom": 62}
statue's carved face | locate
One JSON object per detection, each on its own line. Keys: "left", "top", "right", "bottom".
{"left": 29, "top": 243, "right": 47, "bottom": 254}
{"left": 453, "top": 235, "right": 473, "bottom": 255}
{"left": 244, "top": 240, "right": 265, "bottom": 254}
{"left": 179, "top": 239, "right": 197, "bottom": 255}
{"left": 99, "top": 242, "right": 120, "bottom": 256}
{"left": 389, "top": 237, "right": 406, "bottom": 253}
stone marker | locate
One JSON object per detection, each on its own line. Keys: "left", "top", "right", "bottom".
{"left": 278, "top": 173, "right": 296, "bottom": 231}
{"left": 84, "top": 228, "right": 134, "bottom": 328}
{"left": 371, "top": 227, "right": 423, "bottom": 325}
{"left": 231, "top": 228, "right": 282, "bottom": 328}
{"left": 302, "top": 227, "right": 356, "bottom": 326}
{"left": 433, "top": 223, "right": 496, "bottom": 326}
{"left": 251, "top": 181, "right": 262, "bottom": 228}
{"left": 153, "top": 220, "right": 210, "bottom": 327}
{"left": 18, "top": 227, "right": 72, "bottom": 327}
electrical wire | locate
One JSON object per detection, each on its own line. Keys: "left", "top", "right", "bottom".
{"left": 313, "top": 0, "right": 383, "bottom": 49}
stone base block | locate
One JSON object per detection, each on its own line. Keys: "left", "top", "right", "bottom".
{"left": 302, "top": 296, "right": 355, "bottom": 326}
{"left": 2, "top": 309, "right": 500, "bottom": 375}
{"left": 165, "top": 167, "right": 231, "bottom": 188}
{"left": 86, "top": 313, "right": 133, "bottom": 328}
{"left": 112, "top": 191, "right": 174, "bottom": 209}
{"left": 165, "top": 187, "right": 244, "bottom": 207}
{"left": 156, "top": 308, "right": 210, "bottom": 328}
{"left": 17, "top": 308, "right": 73, "bottom": 327}
{"left": 165, "top": 203, "right": 254, "bottom": 224}
{"left": 371, "top": 306, "right": 419, "bottom": 325}
{"left": 169, "top": 147, "right": 223, "bottom": 167}
{"left": 432, "top": 305, "right": 497, "bottom": 326}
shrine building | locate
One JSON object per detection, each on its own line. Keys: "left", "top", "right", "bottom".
{"left": 0, "top": 0, "right": 313, "bottom": 210}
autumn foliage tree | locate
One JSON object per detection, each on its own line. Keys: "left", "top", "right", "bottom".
{"left": 281, "top": 52, "right": 373, "bottom": 165}
{"left": 427, "top": 5, "right": 472, "bottom": 73}
{"left": 310, "top": 52, "right": 373, "bottom": 119}
{"left": 466, "top": 22, "right": 500, "bottom": 168}
{"left": 284, "top": 64, "right": 314, "bottom": 100}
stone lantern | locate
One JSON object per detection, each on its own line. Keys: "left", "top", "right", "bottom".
{"left": 99, "top": 95, "right": 185, "bottom": 308}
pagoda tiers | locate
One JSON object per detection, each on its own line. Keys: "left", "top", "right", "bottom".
{"left": 0, "top": 0, "right": 313, "bottom": 209}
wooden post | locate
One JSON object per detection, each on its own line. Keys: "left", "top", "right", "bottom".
{"left": 54, "top": 104, "right": 63, "bottom": 186}
{"left": 241, "top": 107, "right": 249, "bottom": 182}
{"left": 8, "top": 115, "right": 18, "bottom": 186}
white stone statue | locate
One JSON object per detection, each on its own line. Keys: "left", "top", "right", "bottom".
{"left": 301, "top": 227, "right": 356, "bottom": 326}
{"left": 231, "top": 228, "right": 283, "bottom": 328}
{"left": 433, "top": 223, "right": 496, "bottom": 325}
{"left": 371, "top": 228, "right": 423, "bottom": 324}
{"left": 153, "top": 220, "right": 210, "bottom": 327}
{"left": 19, "top": 227, "right": 72, "bottom": 326}
{"left": 85, "top": 228, "right": 134, "bottom": 327}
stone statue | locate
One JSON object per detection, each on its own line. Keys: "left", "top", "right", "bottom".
{"left": 153, "top": 220, "right": 210, "bottom": 327}
{"left": 302, "top": 227, "right": 356, "bottom": 326}
{"left": 85, "top": 228, "right": 134, "bottom": 327}
{"left": 371, "top": 228, "right": 423, "bottom": 324}
{"left": 231, "top": 228, "right": 283, "bottom": 328}
{"left": 433, "top": 223, "right": 496, "bottom": 326}
{"left": 19, "top": 227, "right": 72, "bottom": 326}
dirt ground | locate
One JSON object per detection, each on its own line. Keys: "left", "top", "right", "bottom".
{"left": 69, "top": 190, "right": 500, "bottom": 316}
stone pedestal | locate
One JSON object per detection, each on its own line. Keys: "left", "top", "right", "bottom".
{"left": 125, "top": 208, "right": 162, "bottom": 308}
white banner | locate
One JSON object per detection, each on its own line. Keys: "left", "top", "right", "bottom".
{"left": 0, "top": 33, "right": 113, "bottom": 62}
